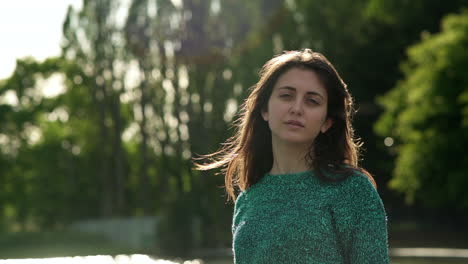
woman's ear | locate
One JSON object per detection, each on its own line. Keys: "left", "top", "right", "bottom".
{"left": 321, "top": 118, "right": 333, "bottom": 133}
{"left": 261, "top": 109, "right": 269, "bottom": 121}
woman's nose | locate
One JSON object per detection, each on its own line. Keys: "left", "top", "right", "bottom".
{"left": 290, "top": 99, "right": 303, "bottom": 115}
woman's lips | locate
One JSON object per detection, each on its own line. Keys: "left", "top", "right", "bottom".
{"left": 285, "top": 120, "right": 304, "bottom": 127}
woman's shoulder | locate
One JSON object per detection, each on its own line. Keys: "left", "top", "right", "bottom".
{"left": 234, "top": 188, "right": 252, "bottom": 207}
{"left": 333, "top": 169, "right": 377, "bottom": 195}
{"left": 234, "top": 182, "right": 262, "bottom": 204}
{"left": 330, "top": 168, "right": 384, "bottom": 212}
{"left": 323, "top": 166, "right": 375, "bottom": 188}
{"left": 234, "top": 190, "right": 246, "bottom": 204}
{"left": 340, "top": 168, "right": 375, "bottom": 188}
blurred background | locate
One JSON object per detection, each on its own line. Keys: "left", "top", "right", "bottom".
{"left": 1, "top": 0, "right": 468, "bottom": 263}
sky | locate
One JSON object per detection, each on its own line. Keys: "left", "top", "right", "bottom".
{"left": 0, "top": 1, "right": 82, "bottom": 80}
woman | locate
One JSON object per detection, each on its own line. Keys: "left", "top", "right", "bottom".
{"left": 196, "top": 49, "right": 389, "bottom": 263}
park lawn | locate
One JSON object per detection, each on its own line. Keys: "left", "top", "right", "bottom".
{"left": 388, "top": 221, "right": 468, "bottom": 249}
{"left": 0, "top": 230, "right": 146, "bottom": 259}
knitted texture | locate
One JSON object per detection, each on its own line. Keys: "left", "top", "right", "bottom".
{"left": 232, "top": 170, "right": 389, "bottom": 263}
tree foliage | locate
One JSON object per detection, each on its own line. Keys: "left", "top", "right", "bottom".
{"left": 375, "top": 10, "right": 468, "bottom": 209}
{"left": 0, "top": 0, "right": 289, "bottom": 250}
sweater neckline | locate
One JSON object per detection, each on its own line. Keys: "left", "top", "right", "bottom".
{"left": 265, "top": 170, "right": 313, "bottom": 177}
{"left": 261, "top": 170, "right": 315, "bottom": 185}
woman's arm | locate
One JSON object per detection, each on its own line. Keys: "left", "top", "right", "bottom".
{"left": 332, "top": 173, "right": 390, "bottom": 263}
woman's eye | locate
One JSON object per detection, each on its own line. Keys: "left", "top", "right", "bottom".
{"left": 307, "top": 98, "right": 319, "bottom": 105}
{"left": 280, "top": 94, "right": 292, "bottom": 98}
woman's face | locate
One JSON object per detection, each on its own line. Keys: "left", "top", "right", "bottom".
{"left": 261, "top": 67, "right": 333, "bottom": 147}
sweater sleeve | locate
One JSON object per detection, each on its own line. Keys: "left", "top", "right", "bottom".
{"left": 332, "top": 173, "right": 390, "bottom": 264}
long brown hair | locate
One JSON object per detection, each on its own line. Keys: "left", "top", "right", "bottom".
{"left": 195, "top": 49, "right": 375, "bottom": 202}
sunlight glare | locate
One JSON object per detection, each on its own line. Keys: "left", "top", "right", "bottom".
{"left": 1, "top": 90, "right": 19, "bottom": 106}
{"left": 0, "top": 255, "right": 184, "bottom": 264}
{"left": 38, "top": 73, "right": 67, "bottom": 98}
{"left": 384, "top": 137, "right": 394, "bottom": 147}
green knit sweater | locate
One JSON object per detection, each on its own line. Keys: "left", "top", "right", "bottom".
{"left": 232, "top": 170, "right": 389, "bottom": 263}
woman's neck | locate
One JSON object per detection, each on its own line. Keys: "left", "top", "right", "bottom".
{"left": 269, "top": 140, "right": 311, "bottom": 175}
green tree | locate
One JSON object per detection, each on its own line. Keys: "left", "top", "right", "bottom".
{"left": 288, "top": 0, "right": 468, "bottom": 199}
{"left": 62, "top": 0, "right": 129, "bottom": 216}
{"left": 0, "top": 57, "right": 103, "bottom": 228}
{"left": 375, "top": 10, "right": 468, "bottom": 209}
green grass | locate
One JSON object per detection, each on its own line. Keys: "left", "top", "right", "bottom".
{"left": 0, "top": 230, "right": 147, "bottom": 259}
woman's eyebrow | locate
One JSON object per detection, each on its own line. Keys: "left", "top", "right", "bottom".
{"left": 278, "top": 86, "right": 295, "bottom": 91}
{"left": 278, "top": 86, "right": 324, "bottom": 99}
